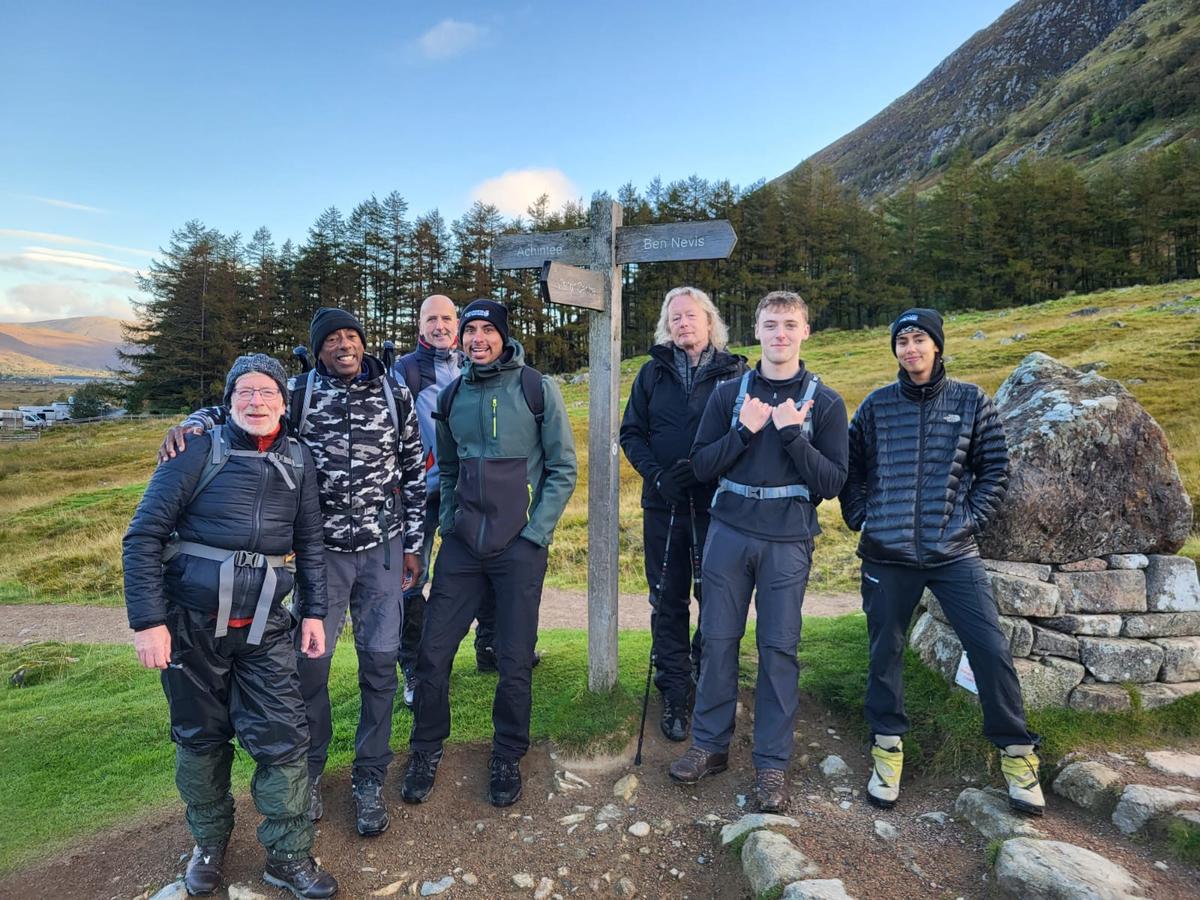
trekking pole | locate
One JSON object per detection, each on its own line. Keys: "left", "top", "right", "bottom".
{"left": 635, "top": 505, "right": 676, "bottom": 766}
{"left": 687, "top": 494, "right": 704, "bottom": 694}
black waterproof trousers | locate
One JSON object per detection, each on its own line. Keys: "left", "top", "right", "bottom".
{"left": 643, "top": 506, "right": 706, "bottom": 702}
{"left": 410, "top": 533, "right": 546, "bottom": 761}
{"left": 163, "top": 604, "right": 312, "bottom": 858}
{"left": 398, "top": 492, "right": 495, "bottom": 677}
{"left": 298, "top": 534, "right": 403, "bottom": 782}
{"left": 861, "top": 556, "right": 1034, "bottom": 748}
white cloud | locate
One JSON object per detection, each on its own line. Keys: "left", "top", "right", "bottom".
{"left": 3, "top": 247, "right": 141, "bottom": 276}
{"left": 0, "top": 229, "right": 154, "bottom": 257}
{"left": 0, "top": 282, "right": 134, "bottom": 321}
{"left": 28, "top": 195, "right": 108, "bottom": 214}
{"left": 469, "top": 168, "right": 581, "bottom": 218}
{"left": 416, "top": 19, "right": 487, "bottom": 60}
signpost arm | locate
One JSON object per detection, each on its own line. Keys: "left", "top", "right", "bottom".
{"left": 587, "top": 199, "right": 623, "bottom": 692}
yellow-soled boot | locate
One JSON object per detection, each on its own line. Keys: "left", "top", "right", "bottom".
{"left": 867, "top": 735, "right": 903, "bottom": 809}
{"left": 1001, "top": 744, "right": 1045, "bottom": 816}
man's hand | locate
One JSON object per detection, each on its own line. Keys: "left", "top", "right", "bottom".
{"left": 738, "top": 397, "right": 773, "bottom": 434}
{"left": 299, "top": 618, "right": 325, "bottom": 658}
{"left": 771, "top": 398, "right": 814, "bottom": 431}
{"left": 158, "top": 424, "right": 203, "bottom": 462}
{"left": 402, "top": 553, "right": 422, "bottom": 591}
{"left": 133, "top": 625, "right": 171, "bottom": 669}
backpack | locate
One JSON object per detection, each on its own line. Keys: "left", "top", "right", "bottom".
{"left": 187, "top": 424, "right": 306, "bottom": 506}
{"left": 288, "top": 367, "right": 405, "bottom": 438}
{"left": 729, "top": 369, "right": 821, "bottom": 440}
{"left": 434, "top": 366, "right": 545, "bottom": 426}
{"left": 395, "top": 352, "right": 436, "bottom": 402}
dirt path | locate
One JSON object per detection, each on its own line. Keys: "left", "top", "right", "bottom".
{"left": 0, "top": 590, "right": 862, "bottom": 646}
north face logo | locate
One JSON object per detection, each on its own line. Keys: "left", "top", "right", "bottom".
{"left": 898, "top": 314, "right": 918, "bottom": 323}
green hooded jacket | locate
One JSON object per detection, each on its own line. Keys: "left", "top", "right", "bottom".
{"left": 436, "top": 339, "right": 578, "bottom": 556}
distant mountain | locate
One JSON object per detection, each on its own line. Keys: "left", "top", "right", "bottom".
{"left": 0, "top": 316, "right": 127, "bottom": 375}
{"left": 780, "top": 0, "right": 1199, "bottom": 198}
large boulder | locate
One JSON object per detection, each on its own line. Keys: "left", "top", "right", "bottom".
{"left": 993, "top": 838, "right": 1145, "bottom": 899}
{"left": 978, "top": 353, "right": 1192, "bottom": 562}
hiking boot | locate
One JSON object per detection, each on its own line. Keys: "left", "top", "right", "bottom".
{"left": 263, "top": 855, "right": 338, "bottom": 899}
{"left": 1001, "top": 744, "right": 1045, "bottom": 816}
{"left": 668, "top": 746, "right": 728, "bottom": 785}
{"left": 660, "top": 694, "right": 689, "bottom": 742}
{"left": 184, "top": 843, "right": 226, "bottom": 896}
{"left": 401, "top": 748, "right": 442, "bottom": 804}
{"left": 476, "top": 645, "right": 498, "bottom": 673}
{"left": 307, "top": 774, "right": 323, "bottom": 822}
{"left": 488, "top": 755, "right": 523, "bottom": 807}
{"left": 867, "top": 735, "right": 903, "bottom": 809}
{"left": 754, "top": 768, "right": 790, "bottom": 813}
{"left": 351, "top": 775, "right": 390, "bottom": 836}
{"left": 401, "top": 669, "right": 416, "bottom": 709}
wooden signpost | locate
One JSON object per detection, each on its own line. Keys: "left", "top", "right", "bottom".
{"left": 493, "top": 199, "right": 737, "bottom": 692}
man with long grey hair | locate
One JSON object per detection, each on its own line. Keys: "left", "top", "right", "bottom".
{"left": 620, "top": 287, "right": 746, "bottom": 742}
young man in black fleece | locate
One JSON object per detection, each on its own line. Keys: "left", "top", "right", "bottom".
{"left": 668, "top": 291, "right": 848, "bottom": 814}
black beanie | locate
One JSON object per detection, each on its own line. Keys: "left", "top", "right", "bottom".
{"left": 459, "top": 299, "right": 510, "bottom": 345}
{"left": 224, "top": 353, "right": 289, "bottom": 407}
{"left": 890, "top": 308, "right": 945, "bottom": 355}
{"left": 309, "top": 306, "right": 366, "bottom": 353}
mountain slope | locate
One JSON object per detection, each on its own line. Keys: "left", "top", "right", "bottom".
{"left": 778, "top": 0, "right": 1200, "bottom": 198}
{"left": 0, "top": 317, "right": 126, "bottom": 374}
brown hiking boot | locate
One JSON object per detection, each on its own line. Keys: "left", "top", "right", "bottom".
{"left": 754, "top": 767, "right": 789, "bottom": 813}
{"left": 668, "top": 746, "right": 728, "bottom": 785}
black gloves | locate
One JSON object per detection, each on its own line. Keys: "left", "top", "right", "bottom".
{"left": 654, "top": 459, "right": 700, "bottom": 506}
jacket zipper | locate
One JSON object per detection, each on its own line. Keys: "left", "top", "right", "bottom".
{"left": 492, "top": 396, "right": 498, "bottom": 438}
{"left": 345, "top": 385, "right": 355, "bottom": 543}
{"left": 249, "top": 458, "right": 267, "bottom": 601}
{"left": 915, "top": 388, "right": 927, "bottom": 567}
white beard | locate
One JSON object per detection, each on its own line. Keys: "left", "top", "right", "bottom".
{"left": 231, "top": 406, "right": 280, "bottom": 437}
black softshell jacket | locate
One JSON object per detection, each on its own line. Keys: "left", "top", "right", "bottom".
{"left": 123, "top": 420, "right": 328, "bottom": 630}
{"left": 619, "top": 344, "right": 746, "bottom": 510}
{"left": 690, "top": 363, "right": 849, "bottom": 542}
{"left": 839, "top": 371, "right": 1008, "bottom": 568}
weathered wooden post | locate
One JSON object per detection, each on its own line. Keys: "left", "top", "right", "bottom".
{"left": 493, "top": 202, "right": 736, "bottom": 692}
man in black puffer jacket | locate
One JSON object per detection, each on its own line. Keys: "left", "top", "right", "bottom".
{"left": 124, "top": 354, "right": 337, "bottom": 898}
{"left": 840, "top": 309, "right": 1044, "bottom": 818}
{"left": 620, "top": 286, "right": 746, "bottom": 742}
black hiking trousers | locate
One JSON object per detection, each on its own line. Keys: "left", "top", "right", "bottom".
{"left": 163, "top": 603, "right": 312, "bottom": 857}
{"left": 643, "top": 506, "right": 706, "bottom": 702}
{"left": 410, "top": 533, "right": 546, "bottom": 761}
{"left": 861, "top": 556, "right": 1035, "bottom": 748}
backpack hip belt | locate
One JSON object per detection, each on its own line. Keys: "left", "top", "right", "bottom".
{"left": 165, "top": 541, "right": 289, "bottom": 645}
{"left": 713, "top": 479, "right": 811, "bottom": 502}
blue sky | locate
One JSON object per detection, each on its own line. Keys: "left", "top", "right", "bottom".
{"left": 0, "top": 1, "right": 1013, "bottom": 322}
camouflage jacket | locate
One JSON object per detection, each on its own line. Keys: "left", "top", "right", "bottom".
{"left": 183, "top": 354, "right": 426, "bottom": 554}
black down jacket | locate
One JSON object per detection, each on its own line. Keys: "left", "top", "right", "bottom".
{"left": 123, "top": 421, "right": 328, "bottom": 631}
{"left": 619, "top": 344, "right": 746, "bottom": 510}
{"left": 839, "top": 370, "right": 1008, "bottom": 568}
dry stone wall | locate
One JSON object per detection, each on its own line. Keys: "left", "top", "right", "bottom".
{"left": 912, "top": 554, "right": 1200, "bottom": 711}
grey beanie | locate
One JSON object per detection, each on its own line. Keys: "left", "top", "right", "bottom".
{"left": 223, "top": 353, "right": 289, "bottom": 407}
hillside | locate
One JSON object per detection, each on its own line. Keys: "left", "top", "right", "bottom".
{"left": 1, "top": 280, "right": 1196, "bottom": 608}
{"left": 0, "top": 316, "right": 126, "bottom": 375}
{"left": 782, "top": 0, "right": 1200, "bottom": 198}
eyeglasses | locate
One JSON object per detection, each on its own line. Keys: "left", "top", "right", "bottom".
{"left": 233, "top": 387, "right": 281, "bottom": 401}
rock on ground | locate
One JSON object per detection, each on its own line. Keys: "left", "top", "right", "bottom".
{"left": 1145, "top": 750, "right": 1200, "bottom": 780}
{"left": 1052, "top": 761, "right": 1122, "bottom": 812}
{"left": 994, "top": 837, "right": 1146, "bottom": 899}
{"left": 819, "top": 755, "right": 851, "bottom": 778}
{"left": 1111, "top": 784, "right": 1200, "bottom": 834}
{"left": 227, "top": 887, "right": 268, "bottom": 900}
{"left": 420, "top": 876, "right": 454, "bottom": 896}
{"left": 149, "top": 882, "right": 188, "bottom": 900}
{"left": 719, "top": 813, "right": 801, "bottom": 846}
{"left": 873, "top": 819, "right": 898, "bottom": 841}
{"left": 978, "top": 352, "right": 1192, "bottom": 561}
{"left": 613, "top": 773, "right": 638, "bottom": 802}
{"left": 782, "top": 879, "right": 856, "bottom": 900}
{"left": 954, "top": 788, "right": 1045, "bottom": 840}
{"left": 741, "top": 830, "right": 821, "bottom": 896}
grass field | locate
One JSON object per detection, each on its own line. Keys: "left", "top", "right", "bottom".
{"left": 1, "top": 280, "right": 1197, "bottom": 606}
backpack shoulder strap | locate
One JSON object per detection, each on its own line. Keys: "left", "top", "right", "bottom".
{"left": 397, "top": 354, "right": 423, "bottom": 398}
{"left": 188, "top": 426, "right": 232, "bottom": 506}
{"left": 433, "top": 376, "right": 463, "bottom": 423}
{"left": 290, "top": 369, "right": 316, "bottom": 436}
{"left": 729, "top": 370, "right": 754, "bottom": 429}
{"left": 799, "top": 373, "right": 821, "bottom": 440}
{"left": 520, "top": 365, "right": 545, "bottom": 425}
{"left": 380, "top": 373, "right": 402, "bottom": 436}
